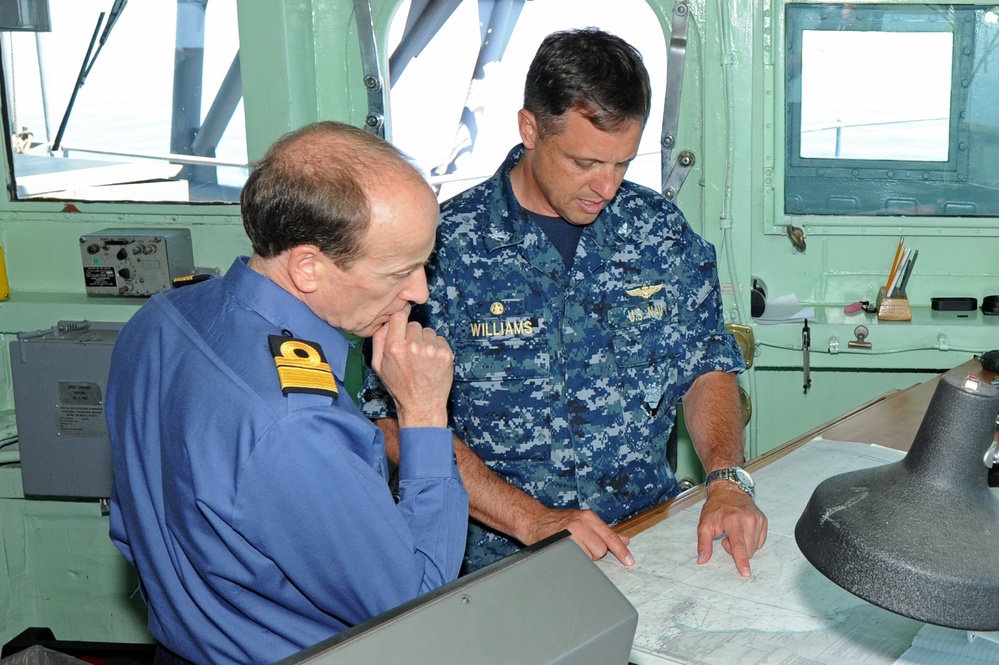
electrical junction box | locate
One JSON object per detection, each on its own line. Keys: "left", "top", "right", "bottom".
{"left": 80, "top": 227, "right": 194, "bottom": 296}
{"left": 9, "top": 321, "right": 122, "bottom": 499}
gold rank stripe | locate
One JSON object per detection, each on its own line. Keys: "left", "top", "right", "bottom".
{"left": 274, "top": 363, "right": 338, "bottom": 395}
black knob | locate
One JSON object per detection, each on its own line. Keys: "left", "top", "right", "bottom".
{"left": 116, "top": 248, "right": 128, "bottom": 261}
{"left": 86, "top": 244, "right": 100, "bottom": 255}
{"left": 118, "top": 268, "right": 131, "bottom": 279}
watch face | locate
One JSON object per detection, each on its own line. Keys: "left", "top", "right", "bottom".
{"left": 733, "top": 467, "right": 756, "bottom": 497}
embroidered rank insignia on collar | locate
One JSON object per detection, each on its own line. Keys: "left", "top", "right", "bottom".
{"left": 626, "top": 283, "right": 665, "bottom": 299}
{"left": 268, "top": 335, "right": 339, "bottom": 399}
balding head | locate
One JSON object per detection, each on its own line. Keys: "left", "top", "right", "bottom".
{"left": 240, "top": 120, "right": 429, "bottom": 268}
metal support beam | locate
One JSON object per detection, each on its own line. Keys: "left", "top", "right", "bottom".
{"left": 661, "top": 0, "right": 692, "bottom": 200}
{"left": 354, "top": 0, "right": 385, "bottom": 137}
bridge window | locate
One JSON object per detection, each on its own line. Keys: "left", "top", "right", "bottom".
{"left": 0, "top": 0, "right": 245, "bottom": 204}
{"left": 785, "top": 4, "right": 999, "bottom": 217}
{"left": 386, "top": 0, "right": 668, "bottom": 201}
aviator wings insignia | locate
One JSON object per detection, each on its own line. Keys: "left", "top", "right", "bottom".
{"left": 626, "top": 284, "right": 665, "bottom": 299}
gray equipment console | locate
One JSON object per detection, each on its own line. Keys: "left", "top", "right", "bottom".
{"left": 9, "top": 321, "right": 121, "bottom": 498}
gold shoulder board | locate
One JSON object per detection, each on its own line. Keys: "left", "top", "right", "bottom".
{"left": 268, "top": 335, "right": 339, "bottom": 399}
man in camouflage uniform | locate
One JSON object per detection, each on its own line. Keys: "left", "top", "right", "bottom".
{"left": 362, "top": 28, "right": 767, "bottom": 575}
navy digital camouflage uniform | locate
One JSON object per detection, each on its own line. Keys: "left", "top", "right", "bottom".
{"left": 362, "top": 145, "right": 745, "bottom": 572}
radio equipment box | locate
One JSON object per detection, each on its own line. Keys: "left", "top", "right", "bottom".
{"left": 80, "top": 227, "right": 194, "bottom": 296}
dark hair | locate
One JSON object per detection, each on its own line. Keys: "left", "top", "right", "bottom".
{"left": 524, "top": 28, "right": 652, "bottom": 135}
{"left": 240, "top": 120, "right": 418, "bottom": 267}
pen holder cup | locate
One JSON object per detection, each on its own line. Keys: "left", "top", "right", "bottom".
{"left": 876, "top": 287, "right": 912, "bottom": 321}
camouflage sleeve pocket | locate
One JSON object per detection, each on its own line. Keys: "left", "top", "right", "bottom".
{"left": 452, "top": 297, "right": 549, "bottom": 380}
{"left": 608, "top": 299, "right": 681, "bottom": 369}
{"left": 451, "top": 335, "right": 552, "bottom": 462}
{"left": 448, "top": 298, "right": 553, "bottom": 462}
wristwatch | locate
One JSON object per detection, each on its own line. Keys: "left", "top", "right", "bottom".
{"left": 704, "top": 466, "right": 756, "bottom": 498}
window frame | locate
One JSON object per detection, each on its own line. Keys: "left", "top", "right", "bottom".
{"left": 0, "top": 0, "right": 245, "bottom": 216}
{"left": 769, "top": 1, "right": 999, "bottom": 234}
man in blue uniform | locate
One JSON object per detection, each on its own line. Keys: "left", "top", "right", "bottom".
{"left": 363, "top": 28, "right": 767, "bottom": 576}
{"left": 106, "top": 121, "right": 468, "bottom": 665}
